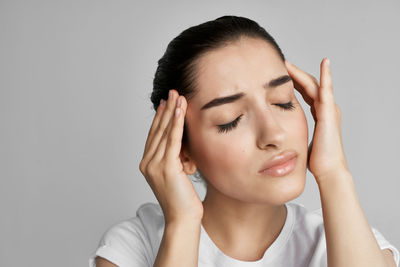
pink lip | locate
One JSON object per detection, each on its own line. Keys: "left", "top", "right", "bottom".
{"left": 258, "top": 151, "right": 298, "bottom": 177}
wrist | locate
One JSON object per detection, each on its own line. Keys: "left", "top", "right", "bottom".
{"left": 165, "top": 217, "right": 203, "bottom": 228}
{"left": 164, "top": 218, "right": 202, "bottom": 238}
{"left": 315, "top": 168, "right": 353, "bottom": 187}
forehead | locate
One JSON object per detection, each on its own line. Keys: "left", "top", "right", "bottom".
{"left": 193, "top": 37, "right": 286, "bottom": 107}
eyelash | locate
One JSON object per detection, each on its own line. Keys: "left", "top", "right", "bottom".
{"left": 217, "top": 101, "right": 296, "bottom": 134}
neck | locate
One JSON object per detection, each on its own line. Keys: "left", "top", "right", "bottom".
{"left": 201, "top": 184, "right": 287, "bottom": 261}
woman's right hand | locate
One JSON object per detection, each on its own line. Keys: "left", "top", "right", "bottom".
{"left": 139, "top": 89, "right": 204, "bottom": 224}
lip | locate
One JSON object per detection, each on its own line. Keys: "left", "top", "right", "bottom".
{"left": 258, "top": 150, "right": 298, "bottom": 177}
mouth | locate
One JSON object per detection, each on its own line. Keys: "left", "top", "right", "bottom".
{"left": 258, "top": 150, "right": 298, "bottom": 177}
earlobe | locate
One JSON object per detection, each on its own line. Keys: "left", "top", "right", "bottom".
{"left": 179, "top": 148, "right": 197, "bottom": 175}
{"left": 182, "top": 162, "right": 197, "bottom": 175}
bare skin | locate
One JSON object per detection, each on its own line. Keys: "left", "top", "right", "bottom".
{"left": 93, "top": 37, "right": 396, "bottom": 266}
{"left": 184, "top": 37, "right": 308, "bottom": 260}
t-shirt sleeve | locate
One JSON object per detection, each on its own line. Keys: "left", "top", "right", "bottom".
{"left": 89, "top": 217, "right": 152, "bottom": 267}
{"left": 371, "top": 226, "right": 400, "bottom": 267}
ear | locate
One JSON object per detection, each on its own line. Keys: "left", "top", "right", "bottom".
{"left": 179, "top": 144, "right": 197, "bottom": 175}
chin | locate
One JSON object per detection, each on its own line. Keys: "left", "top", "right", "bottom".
{"left": 275, "top": 178, "right": 306, "bottom": 204}
{"left": 253, "top": 172, "right": 307, "bottom": 205}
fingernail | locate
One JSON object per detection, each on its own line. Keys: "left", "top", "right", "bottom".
{"left": 177, "top": 96, "right": 182, "bottom": 108}
{"left": 326, "top": 58, "right": 330, "bottom": 66}
{"left": 160, "top": 99, "right": 165, "bottom": 107}
{"left": 169, "top": 90, "right": 173, "bottom": 99}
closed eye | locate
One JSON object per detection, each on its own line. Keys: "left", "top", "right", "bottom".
{"left": 276, "top": 101, "right": 295, "bottom": 111}
{"left": 216, "top": 101, "right": 296, "bottom": 134}
{"left": 217, "top": 114, "right": 243, "bottom": 134}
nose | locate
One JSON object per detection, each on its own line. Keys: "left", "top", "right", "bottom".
{"left": 255, "top": 105, "right": 287, "bottom": 150}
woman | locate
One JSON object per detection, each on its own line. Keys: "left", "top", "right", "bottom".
{"left": 89, "top": 15, "right": 399, "bottom": 267}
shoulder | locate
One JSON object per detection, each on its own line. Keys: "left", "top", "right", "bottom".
{"left": 135, "top": 202, "right": 165, "bottom": 229}
{"left": 106, "top": 202, "right": 165, "bottom": 250}
{"left": 287, "top": 202, "right": 399, "bottom": 266}
{"left": 286, "top": 202, "right": 327, "bottom": 255}
{"left": 103, "top": 202, "right": 164, "bottom": 245}
{"left": 288, "top": 202, "right": 325, "bottom": 234}
{"left": 89, "top": 202, "right": 165, "bottom": 267}
{"left": 279, "top": 202, "right": 328, "bottom": 266}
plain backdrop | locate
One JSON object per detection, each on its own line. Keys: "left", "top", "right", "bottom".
{"left": 1, "top": 0, "right": 399, "bottom": 266}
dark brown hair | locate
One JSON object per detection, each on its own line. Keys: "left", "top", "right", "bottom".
{"left": 150, "top": 15, "right": 285, "bottom": 185}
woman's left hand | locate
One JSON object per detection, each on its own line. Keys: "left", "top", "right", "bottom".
{"left": 285, "top": 58, "right": 350, "bottom": 184}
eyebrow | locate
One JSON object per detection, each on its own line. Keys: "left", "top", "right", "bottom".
{"left": 200, "top": 75, "right": 293, "bottom": 111}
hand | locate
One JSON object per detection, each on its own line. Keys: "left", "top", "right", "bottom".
{"left": 139, "top": 89, "right": 204, "bottom": 223}
{"left": 285, "top": 58, "right": 350, "bottom": 184}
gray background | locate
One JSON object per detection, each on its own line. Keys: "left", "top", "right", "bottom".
{"left": 1, "top": 0, "right": 399, "bottom": 266}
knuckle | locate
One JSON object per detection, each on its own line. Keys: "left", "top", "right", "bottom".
{"left": 166, "top": 127, "right": 176, "bottom": 144}
{"left": 336, "top": 104, "right": 342, "bottom": 114}
{"left": 324, "top": 91, "right": 334, "bottom": 100}
{"left": 160, "top": 123, "right": 170, "bottom": 137}
{"left": 157, "top": 119, "right": 167, "bottom": 134}
{"left": 146, "top": 161, "right": 158, "bottom": 177}
{"left": 161, "top": 167, "right": 168, "bottom": 178}
{"left": 161, "top": 161, "right": 173, "bottom": 177}
{"left": 160, "top": 133, "right": 168, "bottom": 147}
{"left": 311, "top": 75, "right": 318, "bottom": 84}
{"left": 307, "top": 78, "right": 319, "bottom": 90}
{"left": 139, "top": 160, "right": 146, "bottom": 174}
{"left": 159, "top": 108, "right": 171, "bottom": 123}
{"left": 166, "top": 98, "right": 176, "bottom": 111}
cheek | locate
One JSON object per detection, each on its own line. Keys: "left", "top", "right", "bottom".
{"left": 196, "top": 134, "right": 251, "bottom": 170}
{"left": 290, "top": 106, "right": 309, "bottom": 152}
{"left": 189, "top": 128, "right": 252, "bottom": 180}
{"left": 214, "top": 137, "right": 251, "bottom": 167}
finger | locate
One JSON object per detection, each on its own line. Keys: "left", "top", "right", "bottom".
{"left": 153, "top": 92, "right": 181, "bottom": 161}
{"left": 143, "top": 99, "right": 166, "bottom": 155}
{"left": 319, "top": 58, "right": 334, "bottom": 103}
{"left": 144, "top": 89, "right": 178, "bottom": 161}
{"left": 164, "top": 95, "right": 187, "bottom": 161}
{"left": 284, "top": 60, "right": 319, "bottom": 105}
{"left": 292, "top": 78, "right": 314, "bottom": 107}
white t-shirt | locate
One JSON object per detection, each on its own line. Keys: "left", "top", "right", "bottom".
{"left": 89, "top": 202, "right": 399, "bottom": 267}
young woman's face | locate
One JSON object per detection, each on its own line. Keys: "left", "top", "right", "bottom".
{"left": 184, "top": 37, "right": 309, "bottom": 205}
